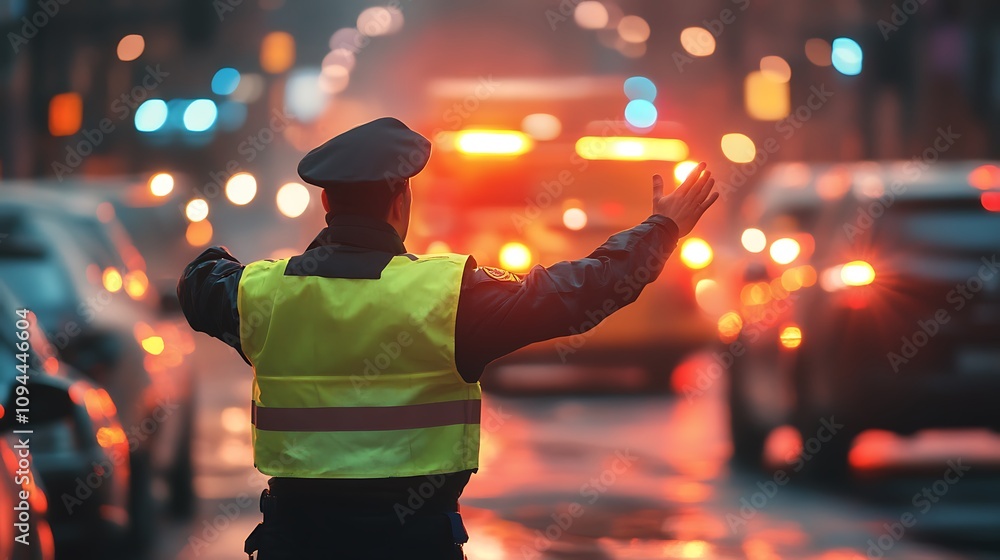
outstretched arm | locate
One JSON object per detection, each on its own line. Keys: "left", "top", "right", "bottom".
{"left": 454, "top": 164, "right": 717, "bottom": 380}
{"left": 177, "top": 246, "right": 249, "bottom": 362}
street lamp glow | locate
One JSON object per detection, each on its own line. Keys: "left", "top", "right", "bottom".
{"left": 562, "top": 208, "right": 588, "bottom": 230}
{"left": 741, "top": 228, "right": 767, "bottom": 253}
{"left": 680, "top": 238, "right": 713, "bottom": 269}
{"left": 148, "top": 173, "right": 174, "bottom": 197}
{"left": 225, "top": 172, "right": 257, "bottom": 205}
{"left": 769, "top": 238, "right": 801, "bottom": 265}
{"left": 185, "top": 198, "right": 209, "bottom": 222}
{"left": 499, "top": 242, "right": 532, "bottom": 272}
{"left": 276, "top": 182, "right": 311, "bottom": 218}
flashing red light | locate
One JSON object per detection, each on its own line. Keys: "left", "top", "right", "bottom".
{"left": 982, "top": 192, "right": 1000, "bottom": 212}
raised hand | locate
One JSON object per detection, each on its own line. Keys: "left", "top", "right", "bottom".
{"left": 652, "top": 162, "right": 719, "bottom": 237}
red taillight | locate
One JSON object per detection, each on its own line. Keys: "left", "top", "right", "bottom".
{"left": 982, "top": 191, "right": 1000, "bottom": 212}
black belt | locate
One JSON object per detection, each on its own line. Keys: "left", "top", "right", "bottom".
{"left": 244, "top": 489, "right": 468, "bottom": 559}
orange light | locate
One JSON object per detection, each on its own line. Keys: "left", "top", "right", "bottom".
{"left": 760, "top": 56, "right": 792, "bottom": 83}
{"left": 673, "top": 160, "right": 699, "bottom": 184}
{"left": 680, "top": 27, "right": 715, "bottom": 57}
{"left": 562, "top": 208, "right": 587, "bottom": 230}
{"left": 805, "top": 38, "right": 832, "bottom": 66}
{"left": 260, "top": 31, "right": 295, "bottom": 74}
{"left": 102, "top": 268, "right": 123, "bottom": 292}
{"left": 717, "top": 311, "right": 743, "bottom": 342}
{"left": 426, "top": 240, "right": 451, "bottom": 253}
{"left": 186, "top": 220, "right": 213, "bottom": 246}
{"left": 499, "top": 242, "right": 532, "bottom": 272}
{"left": 841, "top": 260, "right": 875, "bottom": 286}
{"left": 680, "top": 238, "right": 713, "bottom": 269}
{"left": 744, "top": 71, "right": 790, "bottom": 120}
{"left": 116, "top": 34, "right": 145, "bottom": 61}
{"left": 983, "top": 192, "right": 1000, "bottom": 212}
{"left": 148, "top": 172, "right": 174, "bottom": 196}
{"left": 141, "top": 336, "right": 165, "bottom": 355}
{"left": 97, "top": 426, "right": 127, "bottom": 448}
{"left": 779, "top": 325, "right": 802, "bottom": 349}
{"left": 48, "top": 93, "right": 82, "bottom": 136}
{"left": 575, "top": 136, "right": 689, "bottom": 162}
{"left": 124, "top": 270, "right": 149, "bottom": 299}
{"left": 969, "top": 165, "right": 1000, "bottom": 190}
{"left": 454, "top": 130, "right": 533, "bottom": 156}
{"left": 769, "top": 238, "right": 800, "bottom": 265}
{"left": 741, "top": 282, "right": 772, "bottom": 306}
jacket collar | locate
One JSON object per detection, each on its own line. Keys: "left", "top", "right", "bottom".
{"left": 305, "top": 214, "right": 406, "bottom": 255}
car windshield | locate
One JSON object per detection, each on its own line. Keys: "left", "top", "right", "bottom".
{"left": 874, "top": 200, "right": 1000, "bottom": 254}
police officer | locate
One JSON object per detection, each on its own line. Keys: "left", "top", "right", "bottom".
{"left": 178, "top": 117, "right": 717, "bottom": 559}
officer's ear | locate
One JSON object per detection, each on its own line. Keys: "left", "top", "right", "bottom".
{"left": 321, "top": 189, "right": 330, "bottom": 213}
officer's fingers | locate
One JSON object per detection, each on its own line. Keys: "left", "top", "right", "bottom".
{"left": 693, "top": 177, "right": 715, "bottom": 204}
{"left": 684, "top": 171, "right": 712, "bottom": 204}
{"left": 695, "top": 191, "right": 720, "bottom": 218}
{"left": 652, "top": 174, "right": 664, "bottom": 201}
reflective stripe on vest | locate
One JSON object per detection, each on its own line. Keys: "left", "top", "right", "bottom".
{"left": 237, "top": 252, "right": 481, "bottom": 479}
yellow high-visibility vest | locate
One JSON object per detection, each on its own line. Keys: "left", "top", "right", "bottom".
{"left": 237, "top": 252, "right": 480, "bottom": 478}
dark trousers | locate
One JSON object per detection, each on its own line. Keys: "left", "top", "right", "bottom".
{"left": 246, "top": 490, "right": 467, "bottom": 559}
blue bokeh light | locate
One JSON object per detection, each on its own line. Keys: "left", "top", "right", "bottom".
{"left": 831, "top": 37, "right": 863, "bottom": 76}
{"left": 182, "top": 99, "right": 218, "bottom": 132}
{"left": 624, "top": 76, "right": 656, "bottom": 102}
{"left": 134, "top": 99, "right": 168, "bottom": 132}
{"left": 624, "top": 99, "right": 658, "bottom": 129}
{"left": 211, "top": 68, "right": 241, "bottom": 95}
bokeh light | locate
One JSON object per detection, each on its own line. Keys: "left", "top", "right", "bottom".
{"left": 319, "top": 64, "right": 350, "bottom": 94}
{"left": 186, "top": 220, "right": 213, "bottom": 246}
{"left": 805, "top": 38, "right": 832, "bottom": 66}
{"left": 680, "top": 27, "right": 715, "bottom": 57}
{"left": 623, "top": 76, "right": 656, "bottom": 102}
{"left": 841, "top": 260, "right": 875, "bottom": 286}
{"left": 745, "top": 71, "right": 790, "bottom": 120}
{"left": 48, "top": 93, "right": 82, "bottom": 137}
{"left": 779, "top": 325, "right": 802, "bottom": 349}
{"left": 741, "top": 228, "right": 767, "bottom": 253}
{"left": 357, "top": 7, "right": 396, "bottom": 36}
{"left": 225, "top": 172, "right": 257, "bottom": 206}
{"left": 135, "top": 99, "right": 168, "bottom": 132}
{"left": 624, "top": 99, "right": 657, "bottom": 128}
{"left": 276, "top": 182, "right": 311, "bottom": 218}
{"left": 521, "top": 113, "right": 562, "bottom": 141}
{"left": 562, "top": 208, "right": 588, "bottom": 230}
{"left": 721, "top": 133, "right": 756, "bottom": 163}
{"left": 211, "top": 68, "right": 242, "bottom": 95}
{"left": 574, "top": 1, "right": 608, "bottom": 29}
{"left": 260, "top": 31, "right": 295, "bottom": 73}
{"left": 185, "top": 198, "right": 209, "bottom": 222}
{"left": 673, "top": 160, "right": 698, "bottom": 184}
{"left": 499, "top": 242, "right": 532, "bottom": 272}
{"left": 102, "top": 268, "right": 123, "bottom": 293}
{"left": 769, "top": 238, "right": 801, "bottom": 265}
{"left": 182, "top": 99, "right": 218, "bottom": 132}
{"left": 680, "top": 238, "right": 713, "bottom": 269}
{"left": 831, "top": 37, "right": 863, "bottom": 76}
{"left": 760, "top": 56, "right": 791, "bottom": 82}
{"left": 148, "top": 173, "right": 174, "bottom": 197}
{"left": 117, "top": 34, "right": 145, "bottom": 61}
{"left": 617, "top": 15, "right": 650, "bottom": 43}
{"left": 968, "top": 164, "right": 1000, "bottom": 190}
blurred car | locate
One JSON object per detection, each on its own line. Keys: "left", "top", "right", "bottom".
{"left": 0, "top": 186, "right": 197, "bottom": 544}
{"left": 409, "top": 79, "right": 716, "bottom": 392}
{"left": 0, "top": 284, "right": 130, "bottom": 556}
{"left": 726, "top": 161, "right": 1000, "bottom": 477}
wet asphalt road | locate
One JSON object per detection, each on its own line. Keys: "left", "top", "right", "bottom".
{"left": 147, "top": 340, "right": 1000, "bottom": 560}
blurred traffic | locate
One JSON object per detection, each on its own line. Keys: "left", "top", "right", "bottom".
{"left": 3, "top": 0, "right": 1000, "bottom": 558}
